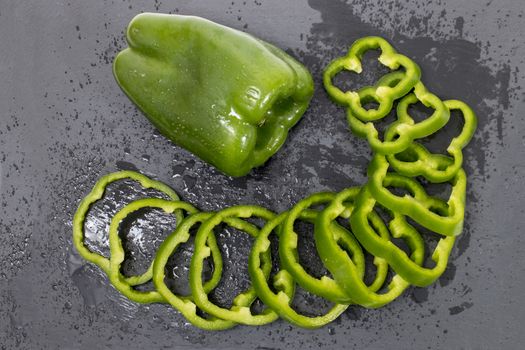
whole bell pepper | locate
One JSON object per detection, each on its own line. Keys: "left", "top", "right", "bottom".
{"left": 113, "top": 13, "right": 314, "bottom": 177}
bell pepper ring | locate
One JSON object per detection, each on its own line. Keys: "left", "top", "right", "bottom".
{"left": 248, "top": 212, "right": 349, "bottom": 329}
{"left": 107, "top": 198, "right": 198, "bottom": 303}
{"left": 189, "top": 205, "right": 292, "bottom": 326}
{"left": 386, "top": 99, "right": 477, "bottom": 182}
{"left": 323, "top": 36, "right": 421, "bottom": 121}
{"left": 367, "top": 157, "right": 467, "bottom": 236}
{"left": 350, "top": 182, "right": 456, "bottom": 287}
{"left": 348, "top": 79, "right": 451, "bottom": 155}
{"left": 153, "top": 212, "right": 236, "bottom": 330}
{"left": 346, "top": 71, "right": 402, "bottom": 138}
{"left": 113, "top": 13, "right": 314, "bottom": 177}
{"left": 315, "top": 187, "right": 417, "bottom": 308}
{"left": 279, "top": 192, "right": 363, "bottom": 303}
{"left": 72, "top": 171, "right": 183, "bottom": 278}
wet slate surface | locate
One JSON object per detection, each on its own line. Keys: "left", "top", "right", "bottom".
{"left": 0, "top": 0, "right": 524, "bottom": 349}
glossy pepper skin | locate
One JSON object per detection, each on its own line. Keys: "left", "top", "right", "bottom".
{"left": 113, "top": 13, "right": 314, "bottom": 177}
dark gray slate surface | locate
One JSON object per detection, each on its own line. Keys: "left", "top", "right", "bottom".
{"left": 0, "top": 0, "right": 524, "bottom": 349}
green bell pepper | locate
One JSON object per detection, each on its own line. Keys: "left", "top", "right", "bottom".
{"left": 113, "top": 13, "right": 314, "bottom": 177}
{"left": 248, "top": 212, "right": 350, "bottom": 329}
{"left": 189, "top": 205, "right": 290, "bottom": 326}
{"left": 279, "top": 192, "right": 361, "bottom": 303}
{"left": 314, "top": 187, "right": 416, "bottom": 308}
{"left": 348, "top": 75, "right": 450, "bottom": 155}
{"left": 367, "top": 155, "right": 467, "bottom": 236}
{"left": 323, "top": 36, "right": 421, "bottom": 121}
{"left": 72, "top": 170, "right": 183, "bottom": 279}
{"left": 108, "top": 198, "right": 198, "bottom": 304}
{"left": 350, "top": 180, "right": 455, "bottom": 287}
{"left": 386, "top": 99, "right": 477, "bottom": 182}
{"left": 153, "top": 211, "right": 236, "bottom": 330}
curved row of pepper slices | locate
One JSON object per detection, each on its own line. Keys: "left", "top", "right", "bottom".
{"left": 73, "top": 36, "right": 476, "bottom": 330}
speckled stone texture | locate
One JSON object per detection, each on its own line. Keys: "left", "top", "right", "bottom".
{"left": 0, "top": 0, "right": 524, "bottom": 349}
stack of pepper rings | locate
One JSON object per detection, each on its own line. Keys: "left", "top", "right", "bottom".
{"left": 72, "top": 36, "right": 476, "bottom": 330}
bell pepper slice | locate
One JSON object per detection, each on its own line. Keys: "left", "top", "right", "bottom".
{"left": 72, "top": 170, "right": 183, "bottom": 278}
{"left": 153, "top": 212, "right": 237, "bottom": 330}
{"left": 279, "top": 192, "right": 363, "bottom": 303}
{"left": 248, "top": 212, "right": 349, "bottom": 329}
{"left": 386, "top": 99, "right": 477, "bottom": 182}
{"left": 113, "top": 13, "right": 314, "bottom": 177}
{"left": 189, "top": 205, "right": 291, "bottom": 326}
{"left": 348, "top": 77, "right": 450, "bottom": 155}
{"left": 367, "top": 156, "right": 467, "bottom": 236}
{"left": 350, "top": 181, "right": 456, "bottom": 287}
{"left": 107, "top": 198, "right": 198, "bottom": 303}
{"left": 323, "top": 36, "right": 421, "bottom": 121}
{"left": 345, "top": 71, "right": 401, "bottom": 138}
{"left": 315, "top": 187, "right": 418, "bottom": 308}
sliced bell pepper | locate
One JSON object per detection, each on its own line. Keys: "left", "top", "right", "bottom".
{"left": 153, "top": 211, "right": 236, "bottom": 330}
{"left": 315, "top": 187, "right": 417, "bottom": 308}
{"left": 107, "top": 198, "right": 198, "bottom": 303}
{"left": 367, "top": 155, "right": 467, "bottom": 236}
{"left": 386, "top": 99, "right": 477, "bottom": 182}
{"left": 249, "top": 212, "right": 350, "bottom": 329}
{"left": 189, "top": 205, "right": 291, "bottom": 326}
{"left": 113, "top": 13, "right": 314, "bottom": 177}
{"left": 72, "top": 170, "right": 183, "bottom": 278}
{"left": 350, "top": 180, "right": 456, "bottom": 287}
{"left": 348, "top": 77, "right": 450, "bottom": 155}
{"left": 323, "top": 36, "right": 421, "bottom": 121}
{"left": 279, "top": 192, "right": 361, "bottom": 303}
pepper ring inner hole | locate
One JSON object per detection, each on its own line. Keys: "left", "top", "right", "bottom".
{"left": 117, "top": 207, "right": 178, "bottom": 279}
{"left": 261, "top": 229, "right": 336, "bottom": 317}
{"left": 413, "top": 108, "right": 467, "bottom": 155}
{"left": 163, "top": 233, "right": 215, "bottom": 297}
{"left": 84, "top": 180, "right": 173, "bottom": 258}
{"left": 207, "top": 224, "right": 255, "bottom": 309}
